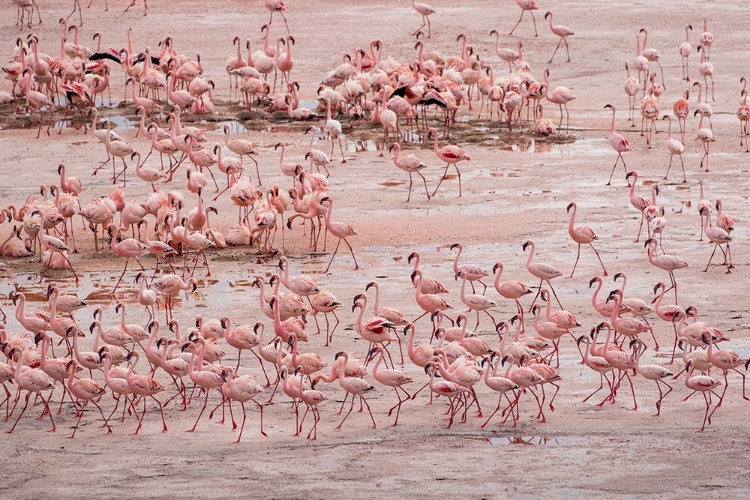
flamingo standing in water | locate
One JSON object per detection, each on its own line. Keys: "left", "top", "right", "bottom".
{"left": 427, "top": 127, "right": 471, "bottom": 197}
{"left": 605, "top": 104, "right": 631, "bottom": 185}
{"left": 543, "top": 68, "right": 575, "bottom": 130}
{"left": 566, "top": 202, "right": 607, "bottom": 277}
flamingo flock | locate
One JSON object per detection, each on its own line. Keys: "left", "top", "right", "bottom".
{"left": 0, "top": 1, "right": 747, "bottom": 449}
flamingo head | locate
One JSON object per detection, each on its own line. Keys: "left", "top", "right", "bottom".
{"left": 522, "top": 240, "right": 532, "bottom": 251}
{"left": 566, "top": 202, "right": 575, "bottom": 213}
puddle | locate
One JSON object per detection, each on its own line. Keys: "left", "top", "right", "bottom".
{"left": 348, "top": 139, "right": 378, "bottom": 153}
{"left": 217, "top": 120, "right": 248, "bottom": 134}
{"left": 299, "top": 100, "right": 320, "bottom": 111}
{"left": 488, "top": 435, "right": 575, "bottom": 446}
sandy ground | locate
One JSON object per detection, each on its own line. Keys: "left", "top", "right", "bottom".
{"left": 1, "top": 0, "right": 750, "bottom": 498}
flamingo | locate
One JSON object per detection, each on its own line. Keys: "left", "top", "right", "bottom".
{"left": 219, "top": 371, "right": 266, "bottom": 443}
{"left": 700, "top": 15, "right": 713, "bottom": 61}
{"left": 319, "top": 197, "right": 359, "bottom": 272}
{"left": 644, "top": 238, "right": 688, "bottom": 303}
{"left": 333, "top": 351, "right": 376, "bottom": 430}
{"left": 604, "top": 104, "right": 631, "bottom": 185}
{"left": 5, "top": 346, "right": 56, "bottom": 433}
{"left": 65, "top": 360, "right": 110, "bottom": 437}
{"left": 544, "top": 12, "right": 574, "bottom": 63}
{"left": 566, "top": 201, "right": 607, "bottom": 277}
{"left": 576, "top": 334, "right": 614, "bottom": 403}
{"left": 522, "top": 240, "right": 563, "bottom": 311}
{"left": 662, "top": 115, "right": 686, "bottom": 182}
{"left": 622, "top": 62, "right": 640, "bottom": 124}
{"left": 684, "top": 361, "right": 721, "bottom": 432}
{"left": 264, "top": 0, "right": 290, "bottom": 33}
{"left": 697, "top": 45, "right": 714, "bottom": 102}
{"left": 639, "top": 28, "right": 665, "bottom": 89}
{"left": 738, "top": 87, "right": 750, "bottom": 152}
{"left": 427, "top": 127, "right": 471, "bottom": 197}
{"left": 410, "top": 0, "right": 436, "bottom": 38}
{"left": 625, "top": 170, "right": 652, "bottom": 242}
{"left": 371, "top": 345, "right": 413, "bottom": 426}
{"left": 694, "top": 109, "right": 714, "bottom": 171}
{"left": 388, "top": 143, "right": 430, "bottom": 202}
{"left": 680, "top": 24, "right": 693, "bottom": 81}
{"left": 700, "top": 207, "right": 732, "bottom": 273}
{"left": 542, "top": 68, "right": 575, "bottom": 130}
{"left": 509, "top": 0, "right": 539, "bottom": 37}
{"left": 630, "top": 339, "right": 673, "bottom": 416}
{"left": 492, "top": 261, "right": 532, "bottom": 318}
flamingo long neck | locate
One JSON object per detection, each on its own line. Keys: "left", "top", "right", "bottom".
{"left": 666, "top": 117, "right": 673, "bottom": 140}
{"left": 685, "top": 26, "right": 690, "bottom": 42}
{"left": 635, "top": 34, "right": 641, "bottom": 56}
{"left": 493, "top": 264, "right": 503, "bottom": 292}
{"left": 591, "top": 279, "right": 604, "bottom": 310}
{"left": 582, "top": 338, "right": 593, "bottom": 365}
{"left": 371, "top": 284, "right": 381, "bottom": 315}
{"left": 460, "top": 37, "right": 468, "bottom": 63}
{"left": 525, "top": 244, "right": 535, "bottom": 269}
{"left": 642, "top": 30, "right": 649, "bottom": 50}
{"left": 338, "top": 353, "right": 349, "bottom": 383}
{"left": 246, "top": 41, "right": 255, "bottom": 67}
{"left": 608, "top": 291, "right": 620, "bottom": 324}
{"left": 372, "top": 349, "right": 383, "bottom": 377}
{"left": 413, "top": 274, "right": 424, "bottom": 302}
{"left": 452, "top": 245, "right": 462, "bottom": 273}
{"left": 354, "top": 301, "right": 366, "bottom": 333}
{"left": 602, "top": 324, "right": 614, "bottom": 354}
{"left": 49, "top": 289, "right": 59, "bottom": 321}
{"left": 14, "top": 294, "right": 26, "bottom": 322}
{"left": 609, "top": 108, "right": 616, "bottom": 134}
{"left": 406, "top": 325, "right": 419, "bottom": 361}
{"left": 568, "top": 205, "right": 577, "bottom": 234}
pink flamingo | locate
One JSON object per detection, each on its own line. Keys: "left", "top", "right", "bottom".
{"left": 410, "top": 0, "right": 436, "bottom": 38}
{"left": 542, "top": 68, "right": 575, "bottom": 130}
{"left": 427, "top": 128, "right": 471, "bottom": 197}
{"left": 700, "top": 207, "right": 733, "bottom": 273}
{"left": 626, "top": 170, "right": 652, "bottom": 242}
{"left": 219, "top": 371, "right": 266, "bottom": 443}
{"left": 605, "top": 104, "right": 631, "bottom": 185}
{"left": 684, "top": 361, "right": 721, "bottom": 432}
{"left": 629, "top": 339, "right": 673, "bottom": 416}
{"left": 295, "top": 369, "right": 325, "bottom": 440}
{"left": 411, "top": 270, "right": 453, "bottom": 324}
{"left": 333, "top": 351, "right": 376, "bottom": 430}
{"left": 65, "top": 360, "right": 110, "bottom": 437}
{"left": 544, "top": 12, "right": 574, "bottom": 63}
{"left": 576, "top": 335, "right": 614, "bottom": 403}
{"left": 522, "top": 240, "right": 563, "bottom": 311}
{"left": 319, "top": 196, "right": 359, "bottom": 272}
{"left": 107, "top": 224, "right": 147, "bottom": 294}
{"left": 703, "top": 332, "right": 747, "bottom": 402}
{"left": 509, "top": 0, "right": 539, "bottom": 37}
{"left": 644, "top": 238, "right": 688, "bottom": 303}
{"left": 6, "top": 346, "right": 56, "bottom": 433}
{"left": 371, "top": 345, "right": 413, "bottom": 426}
{"left": 388, "top": 143, "right": 430, "bottom": 202}
{"left": 566, "top": 201, "right": 607, "bottom": 277}
{"left": 662, "top": 115, "right": 686, "bottom": 182}
{"left": 492, "top": 261, "right": 532, "bottom": 318}
{"left": 680, "top": 24, "right": 693, "bottom": 81}
{"left": 449, "top": 242, "right": 488, "bottom": 294}
{"left": 264, "top": 0, "right": 290, "bottom": 33}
